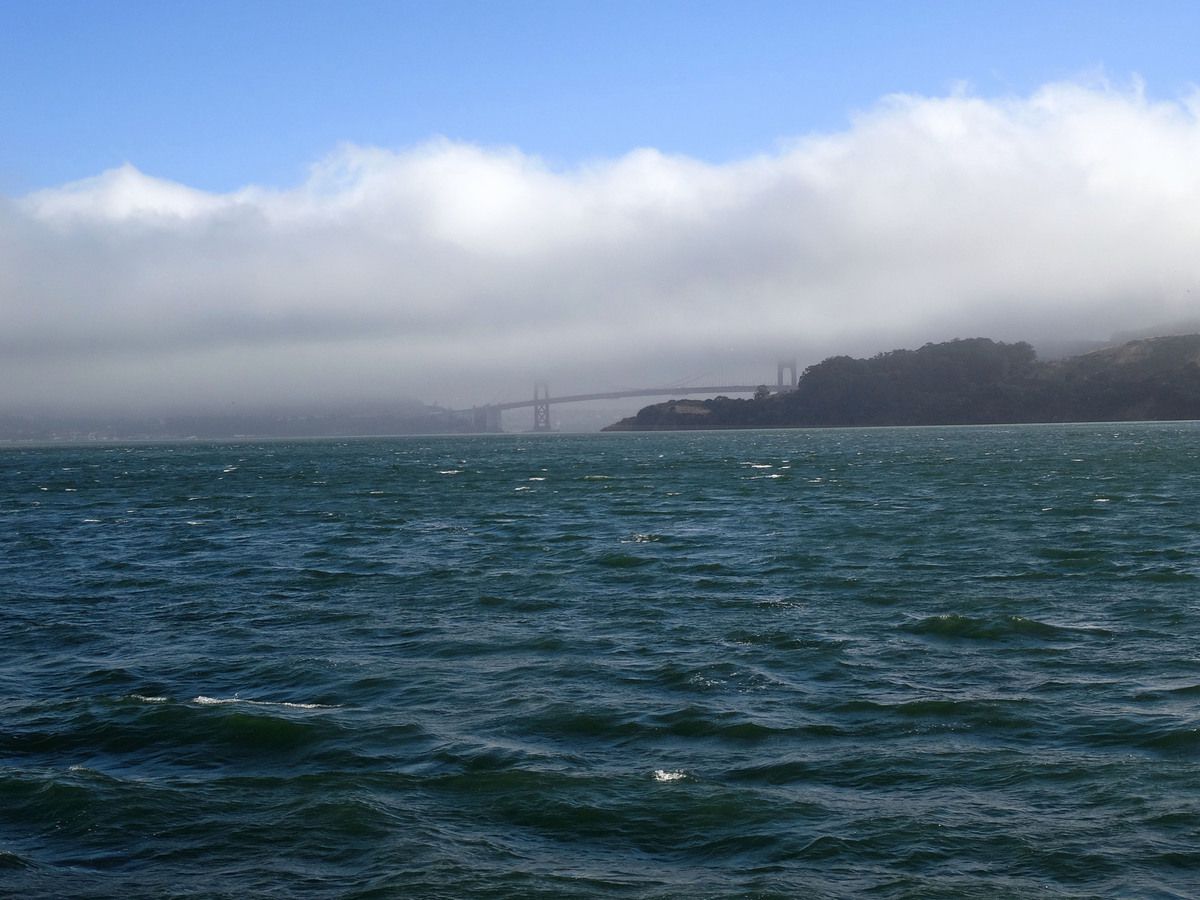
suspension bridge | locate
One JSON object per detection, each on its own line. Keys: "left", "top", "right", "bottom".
{"left": 458, "top": 359, "right": 799, "bottom": 432}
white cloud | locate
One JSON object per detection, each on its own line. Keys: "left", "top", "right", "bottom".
{"left": 5, "top": 79, "right": 1200, "bottom": 413}
{"left": 25, "top": 163, "right": 228, "bottom": 222}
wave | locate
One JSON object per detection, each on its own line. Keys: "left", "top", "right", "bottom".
{"left": 593, "top": 552, "right": 655, "bottom": 569}
{"left": 652, "top": 769, "right": 687, "bottom": 782}
{"left": 901, "top": 613, "right": 1114, "bottom": 641}
{"left": 192, "top": 695, "right": 341, "bottom": 710}
{"left": 0, "top": 849, "right": 32, "bottom": 870}
{"left": 828, "top": 696, "right": 1037, "bottom": 732}
{"left": 724, "top": 629, "right": 847, "bottom": 654}
{"left": 1138, "top": 726, "right": 1200, "bottom": 755}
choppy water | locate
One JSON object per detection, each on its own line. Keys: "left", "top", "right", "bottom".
{"left": 4, "top": 425, "right": 1200, "bottom": 898}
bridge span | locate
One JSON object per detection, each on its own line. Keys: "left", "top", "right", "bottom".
{"left": 462, "top": 359, "right": 799, "bottom": 432}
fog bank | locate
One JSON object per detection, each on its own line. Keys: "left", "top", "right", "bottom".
{"left": 5, "top": 78, "right": 1200, "bottom": 414}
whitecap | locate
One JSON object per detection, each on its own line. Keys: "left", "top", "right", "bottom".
{"left": 528, "top": 476, "right": 546, "bottom": 481}
{"left": 653, "top": 769, "right": 687, "bottom": 782}
{"left": 438, "top": 469, "right": 462, "bottom": 475}
{"left": 82, "top": 518, "right": 101, "bottom": 524}
{"left": 129, "top": 694, "right": 168, "bottom": 703}
{"left": 192, "top": 695, "right": 339, "bottom": 710}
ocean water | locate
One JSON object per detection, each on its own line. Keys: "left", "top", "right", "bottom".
{"left": 3, "top": 424, "right": 1200, "bottom": 898}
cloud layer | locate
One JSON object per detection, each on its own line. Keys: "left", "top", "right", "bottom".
{"left": 5, "top": 79, "right": 1200, "bottom": 413}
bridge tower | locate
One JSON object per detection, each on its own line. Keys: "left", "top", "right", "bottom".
{"left": 777, "top": 358, "right": 798, "bottom": 392}
{"left": 533, "top": 382, "right": 551, "bottom": 432}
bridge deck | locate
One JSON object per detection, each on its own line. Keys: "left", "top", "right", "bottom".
{"left": 484, "top": 385, "right": 765, "bottom": 411}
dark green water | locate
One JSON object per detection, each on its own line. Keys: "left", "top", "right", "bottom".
{"left": 3, "top": 425, "right": 1200, "bottom": 898}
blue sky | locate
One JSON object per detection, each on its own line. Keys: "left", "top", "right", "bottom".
{"left": 4, "top": 0, "right": 1199, "bottom": 193}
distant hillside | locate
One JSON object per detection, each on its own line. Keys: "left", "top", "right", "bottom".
{"left": 604, "top": 335, "right": 1200, "bottom": 431}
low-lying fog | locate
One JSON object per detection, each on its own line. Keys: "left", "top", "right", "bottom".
{"left": 4, "top": 79, "right": 1200, "bottom": 430}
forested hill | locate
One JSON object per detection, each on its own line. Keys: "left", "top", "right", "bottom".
{"left": 604, "top": 335, "right": 1200, "bottom": 431}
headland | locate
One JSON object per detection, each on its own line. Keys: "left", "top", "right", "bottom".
{"left": 604, "top": 334, "right": 1200, "bottom": 431}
